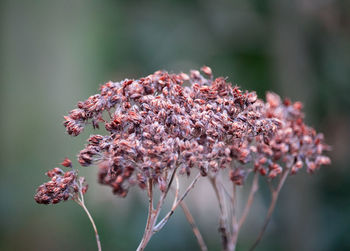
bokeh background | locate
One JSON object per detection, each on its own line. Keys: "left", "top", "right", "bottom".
{"left": 1, "top": 0, "right": 350, "bottom": 250}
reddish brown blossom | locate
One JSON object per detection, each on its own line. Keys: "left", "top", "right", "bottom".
{"left": 59, "top": 67, "right": 330, "bottom": 195}
{"left": 63, "top": 67, "right": 280, "bottom": 195}
{"left": 34, "top": 160, "right": 88, "bottom": 204}
{"left": 61, "top": 157, "right": 72, "bottom": 168}
{"left": 253, "top": 92, "right": 331, "bottom": 177}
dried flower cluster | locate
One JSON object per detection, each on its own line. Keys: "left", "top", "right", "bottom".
{"left": 34, "top": 160, "right": 88, "bottom": 204}
{"left": 63, "top": 67, "right": 283, "bottom": 196}
{"left": 253, "top": 92, "right": 331, "bottom": 178}
{"left": 35, "top": 66, "right": 331, "bottom": 251}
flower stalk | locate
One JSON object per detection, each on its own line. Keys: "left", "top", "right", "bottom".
{"left": 76, "top": 199, "right": 102, "bottom": 251}
{"left": 249, "top": 169, "right": 289, "bottom": 251}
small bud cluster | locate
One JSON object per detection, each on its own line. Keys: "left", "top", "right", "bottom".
{"left": 34, "top": 160, "right": 88, "bottom": 204}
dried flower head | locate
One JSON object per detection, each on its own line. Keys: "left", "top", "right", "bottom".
{"left": 62, "top": 67, "right": 281, "bottom": 195}
{"left": 34, "top": 160, "right": 87, "bottom": 204}
{"left": 253, "top": 92, "right": 331, "bottom": 178}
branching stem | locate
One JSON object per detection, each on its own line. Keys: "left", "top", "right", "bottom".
{"left": 153, "top": 173, "right": 201, "bottom": 232}
{"left": 249, "top": 169, "right": 289, "bottom": 251}
{"left": 137, "top": 171, "right": 201, "bottom": 251}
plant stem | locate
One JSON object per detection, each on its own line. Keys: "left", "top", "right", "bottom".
{"left": 137, "top": 179, "right": 154, "bottom": 251}
{"left": 166, "top": 175, "right": 207, "bottom": 250}
{"left": 180, "top": 200, "right": 208, "bottom": 251}
{"left": 77, "top": 200, "right": 102, "bottom": 251}
{"left": 238, "top": 172, "right": 259, "bottom": 230}
{"left": 210, "top": 176, "right": 232, "bottom": 251}
{"left": 230, "top": 183, "right": 237, "bottom": 249}
{"left": 153, "top": 173, "right": 201, "bottom": 232}
{"left": 249, "top": 169, "right": 289, "bottom": 251}
{"left": 137, "top": 168, "right": 180, "bottom": 251}
{"left": 137, "top": 171, "right": 201, "bottom": 251}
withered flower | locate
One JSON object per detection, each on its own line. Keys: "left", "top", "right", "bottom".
{"left": 63, "top": 67, "right": 280, "bottom": 195}
{"left": 34, "top": 160, "right": 87, "bottom": 204}
{"left": 61, "top": 157, "right": 72, "bottom": 168}
{"left": 35, "top": 67, "right": 331, "bottom": 251}
{"left": 253, "top": 92, "right": 331, "bottom": 178}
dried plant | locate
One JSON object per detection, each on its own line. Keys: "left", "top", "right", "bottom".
{"left": 34, "top": 161, "right": 101, "bottom": 251}
{"left": 34, "top": 66, "right": 330, "bottom": 251}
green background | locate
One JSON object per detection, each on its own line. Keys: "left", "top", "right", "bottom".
{"left": 1, "top": 0, "right": 350, "bottom": 250}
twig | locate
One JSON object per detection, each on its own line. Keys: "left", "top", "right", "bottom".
{"left": 171, "top": 174, "right": 180, "bottom": 210}
{"left": 76, "top": 199, "right": 102, "bottom": 251}
{"left": 180, "top": 201, "right": 208, "bottom": 251}
{"left": 249, "top": 169, "right": 289, "bottom": 251}
{"left": 210, "top": 176, "right": 231, "bottom": 251}
{"left": 136, "top": 168, "right": 179, "bottom": 251}
{"left": 221, "top": 182, "right": 234, "bottom": 202}
{"left": 231, "top": 183, "right": 237, "bottom": 237}
{"left": 227, "top": 182, "right": 238, "bottom": 250}
{"left": 153, "top": 173, "right": 201, "bottom": 232}
{"left": 226, "top": 172, "right": 260, "bottom": 248}
{"left": 165, "top": 175, "right": 207, "bottom": 251}
{"left": 238, "top": 172, "right": 259, "bottom": 230}
{"left": 180, "top": 200, "right": 208, "bottom": 251}
{"left": 137, "top": 179, "right": 154, "bottom": 251}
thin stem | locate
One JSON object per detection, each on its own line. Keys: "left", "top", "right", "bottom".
{"left": 221, "top": 182, "right": 234, "bottom": 202}
{"left": 249, "top": 169, "right": 289, "bottom": 251}
{"left": 137, "top": 179, "right": 154, "bottom": 251}
{"left": 226, "top": 172, "right": 260, "bottom": 248}
{"left": 137, "top": 168, "right": 178, "bottom": 251}
{"left": 180, "top": 201, "right": 208, "bottom": 251}
{"left": 210, "top": 176, "right": 231, "bottom": 251}
{"left": 165, "top": 166, "right": 178, "bottom": 195}
{"left": 153, "top": 173, "right": 201, "bottom": 232}
{"left": 231, "top": 183, "right": 237, "bottom": 236}
{"left": 167, "top": 175, "right": 207, "bottom": 250}
{"left": 76, "top": 200, "right": 102, "bottom": 251}
{"left": 238, "top": 172, "right": 259, "bottom": 230}
{"left": 171, "top": 174, "right": 180, "bottom": 210}
{"left": 146, "top": 179, "right": 154, "bottom": 224}
{"left": 276, "top": 169, "right": 289, "bottom": 193}
{"left": 227, "top": 182, "right": 238, "bottom": 251}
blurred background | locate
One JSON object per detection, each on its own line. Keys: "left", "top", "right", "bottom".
{"left": 1, "top": 0, "right": 350, "bottom": 250}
